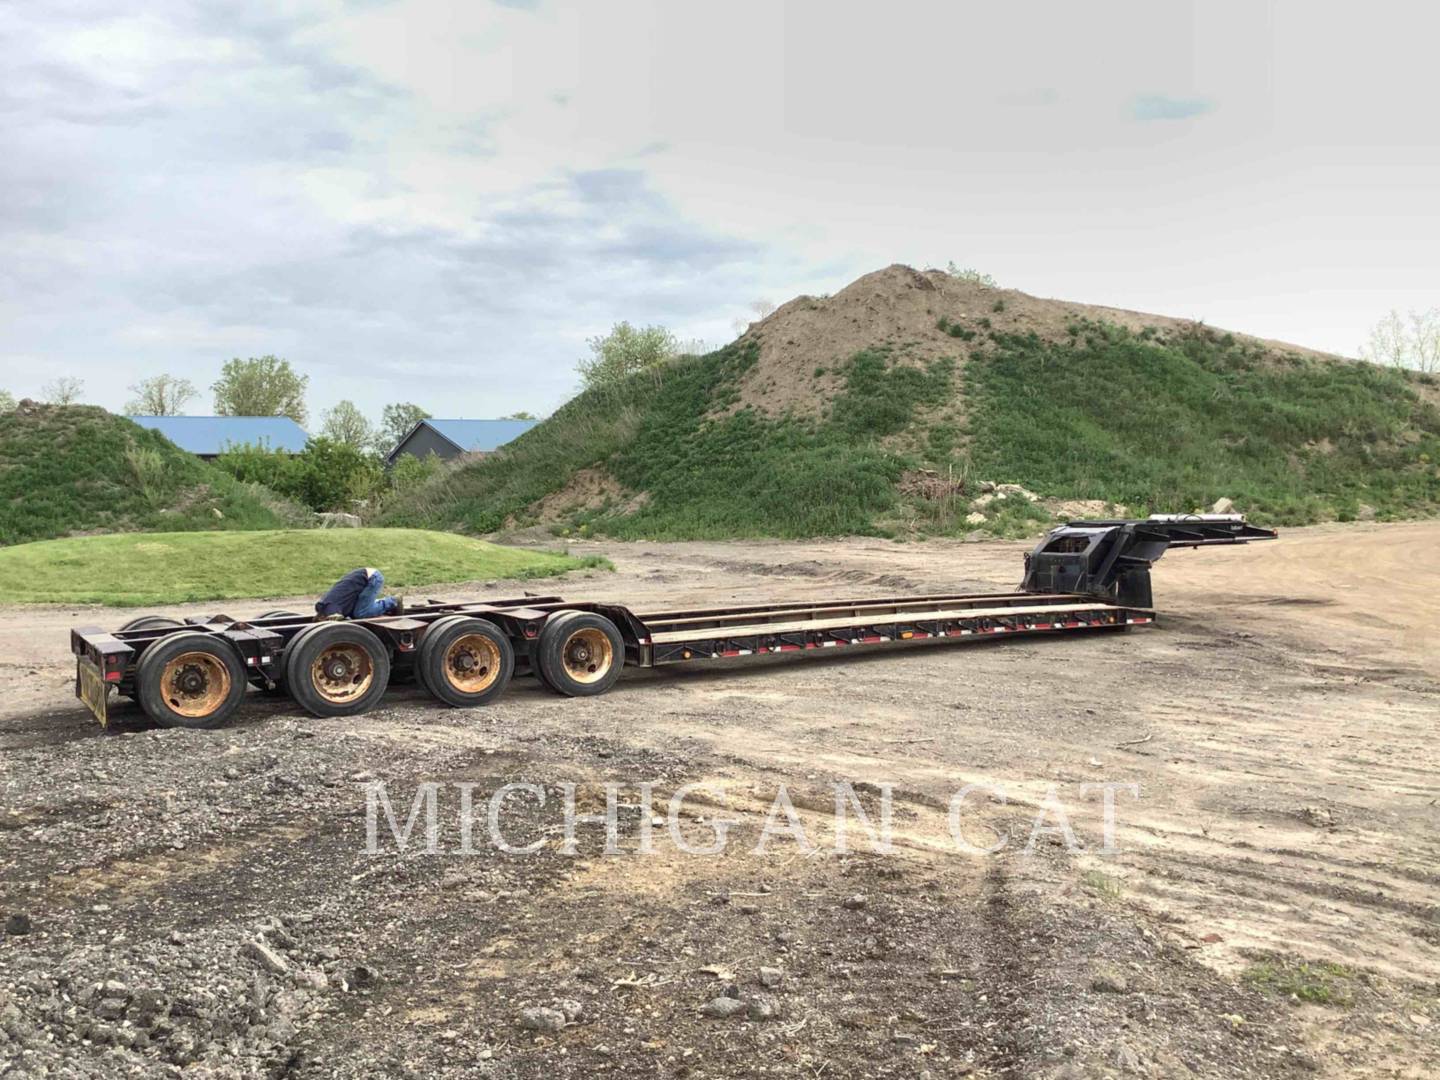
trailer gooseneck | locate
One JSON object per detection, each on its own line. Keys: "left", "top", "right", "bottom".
{"left": 70, "top": 516, "right": 1276, "bottom": 730}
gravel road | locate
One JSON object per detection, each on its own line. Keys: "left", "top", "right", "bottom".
{"left": 2, "top": 523, "right": 1437, "bottom": 1077}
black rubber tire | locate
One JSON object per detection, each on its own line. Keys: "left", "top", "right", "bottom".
{"left": 417, "top": 617, "right": 514, "bottom": 708}
{"left": 534, "top": 610, "right": 624, "bottom": 697}
{"left": 411, "top": 616, "right": 458, "bottom": 699}
{"left": 266, "top": 621, "right": 329, "bottom": 696}
{"left": 135, "top": 631, "right": 248, "bottom": 730}
{"left": 284, "top": 622, "right": 391, "bottom": 717}
{"left": 410, "top": 654, "right": 432, "bottom": 695}
{"left": 118, "top": 615, "right": 184, "bottom": 633}
{"left": 529, "top": 645, "right": 560, "bottom": 694}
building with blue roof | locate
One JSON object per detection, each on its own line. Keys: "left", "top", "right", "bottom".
{"left": 386, "top": 418, "right": 539, "bottom": 465}
{"left": 128, "top": 416, "right": 310, "bottom": 459}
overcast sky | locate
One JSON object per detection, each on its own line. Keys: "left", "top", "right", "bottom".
{"left": 3, "top": 1, "right": 1437, "bottom": 424}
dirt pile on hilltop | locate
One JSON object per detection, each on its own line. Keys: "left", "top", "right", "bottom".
{"left": 381, "top": 264, "right": 1440, "bottom": 539}
{"left": 732, "top": 264, "right": 1344, "bottom": 418}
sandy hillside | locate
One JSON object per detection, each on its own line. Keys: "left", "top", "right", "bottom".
{"left": 733, "top": 264, "right": 1348, "bottom": 418}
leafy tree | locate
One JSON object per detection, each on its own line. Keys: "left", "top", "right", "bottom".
{"left": 0, "top": 391, "right": 14, "bottom": 413}
{"left": 212, "top": 356, "right": 309, "bottom": 425}
{"left": 500, "top": 410, "right": 537, "bottom": 420}
{"left": 319, "top": 399, "right": 375, "bottom": 450}
{"left": 577, "top": 322, "right": 679, "bottom": 391}
{"left": 126, "top": 374, "right": 197, "bottom": 416}
{"left": 295, "top": 437, "right": 384, "bottom": 511}
{"left": 42, "top": 377, "right": 84, "bottom": 405}
{"left": 379, "top": 402, "right": 431, "bottom": 451}
{"left": 944, "top": 263, "right": 998, "bottom": 287}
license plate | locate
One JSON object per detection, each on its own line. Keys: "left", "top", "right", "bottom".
{"left": 76, "top": 658, "right": 111, "bottom": 728}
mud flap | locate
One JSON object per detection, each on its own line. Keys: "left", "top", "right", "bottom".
{"left": 76, "top": 658, "right": 111, "bottom": 728}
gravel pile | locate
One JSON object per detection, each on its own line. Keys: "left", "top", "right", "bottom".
{"left": 0, "top": 912, "right": 370, "bottom": 1076}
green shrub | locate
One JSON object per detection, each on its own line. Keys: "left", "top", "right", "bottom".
{"left": 936, "top": 316, "right": 977, "bottom": 342}
{"left": 215, "top": 443, "right": 306, "bottom": 495}
{"left": 389, "top": 451, "right": 445, "bottom": 493}
{"left": 294, "top": 437, "right": 385, "bottom": 511}
{"left": 216, "top": 437, "right": 385, "bottom": 513}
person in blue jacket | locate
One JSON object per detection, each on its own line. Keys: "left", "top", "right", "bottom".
{"left": 315, "top": 567, "right": 402, "bottom": 619}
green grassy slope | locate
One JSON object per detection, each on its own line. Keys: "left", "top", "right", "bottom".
{"left": 0, "top": 405, "right": 302, "bottom": 546}
{"left": 0, "top": 528, "right": 608, "bottom": 605}
{"left": 383, "top": 342, "right": 955, "bottom": 538}
{"left": 970, "top": 322, "right": 1440, "bottom": 524}
{"left": 381, "top": 325, "right": 1440, "bottom": 539}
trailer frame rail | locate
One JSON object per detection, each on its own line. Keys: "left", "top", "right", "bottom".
{"left": 66, "top": 515, "right": 1273, "bottom": 731}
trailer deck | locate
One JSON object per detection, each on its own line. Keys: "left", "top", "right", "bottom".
{"left": 69, "top": 516, "right": 1273, "bottom": 730}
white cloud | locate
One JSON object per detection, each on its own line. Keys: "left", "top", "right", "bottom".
{"left": 1, "top": 0, "right": 1438, "bottom": 422}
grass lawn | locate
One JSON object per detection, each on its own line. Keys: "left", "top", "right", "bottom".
{"left": 0, "top": 528, "right": 610, "bottom": 606}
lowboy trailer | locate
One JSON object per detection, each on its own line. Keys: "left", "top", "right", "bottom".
{"left": 71, "top": 515, "right": 1275, "bottom": 730}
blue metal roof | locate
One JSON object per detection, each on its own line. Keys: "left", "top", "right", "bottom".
{"left": 418, "top": 418, "right": 539, "bottom": 454}
{"left": 128, "top": 416, "right": 309, "bottom": 455}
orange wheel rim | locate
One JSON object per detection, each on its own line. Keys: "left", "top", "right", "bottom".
{"left": 443, "top": 633, "right": 501, "bottom": 694}
{"left": 310, "top": 644, "right": 374, "bottom": 704}
{"left": 561, "top": 627, "right": 613, "bottom": 684}
{"left": 162, "top": 652, "right": 231, "bottom": 718}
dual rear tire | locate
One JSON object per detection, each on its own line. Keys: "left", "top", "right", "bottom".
{"left": 135, "top": 624, "right": 396, "bottom": 726}
{"left": 410, "top": 610, "right": 624, "bottom": 704}
{"left": 130, "top": 609, "right": 625, "bottom": 727}
{"left": 283, "top": 622, "right": 391, "bottom": 717}
{"left": 532, "top": 611, "right": 624, "bottom": 697}
{"left": 416, "top": 617, "right": 514, "bottom": 707}
{"left": 135, "top": 632, "right": 248, "bottom": 730}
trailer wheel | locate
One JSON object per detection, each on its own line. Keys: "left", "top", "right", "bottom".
{"left": 135, "top": 631, "right": 247, "bottom": 729}
{"left": 116, "top": 616, "right": 186, "bottom": 699}
{"left": 418, "top": 617, "right": 514, "bottom": 707}
{"left": 411, "top": 615, "right": 470, "bottom": 698}
{"left": 285, "top": 623, "right": 391, "bottom": 717}
{"left": 118, "top": 615, "right": 184, "bottom": 633}
{"left": 266, "top": 621, "right": 326, "bottom": 695}
{"left": 535, "top": 611, "right": 624, "bottom": 697}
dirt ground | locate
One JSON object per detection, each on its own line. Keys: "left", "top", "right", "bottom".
{"left": 1, "top": 522, "right": 1438, "bottom": 1078}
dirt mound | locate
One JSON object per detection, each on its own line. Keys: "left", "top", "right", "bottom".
{"left": 735, "top": 264, "right": 1344, "bottom": 418}
{"left": 381, "top": 263, "right": 1439, "bottom": 540}
{"left": 514, "top": 466, "right": 649, "bottom": 527}
{"left": 0, "top": 405, "right": 297, "bottom": 546}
